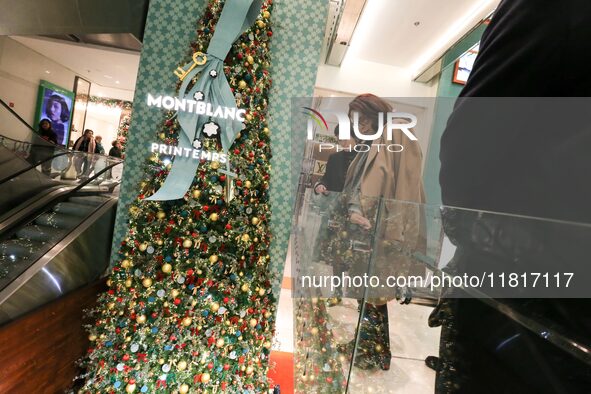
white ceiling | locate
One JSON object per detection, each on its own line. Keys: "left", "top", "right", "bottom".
{"left": 347, "top": 0, "right": 500, "bottom": 74}
{"left": 11, "top": 36, "right": 140, "bottom": 94}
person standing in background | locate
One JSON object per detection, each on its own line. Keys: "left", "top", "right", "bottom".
{"left": 314, "top": 125, "right": 357, "bottom": 195}
{"left": 108, "top": 140, "right": 123, "bottom": 159}
{"left": 73, "top": 129, "right": 96, "bottom": 178}
{"left": 94, "top": 136, "right": 105, "bottom": 155}
{"left": 33, "top": 118, "right": 58, "bottom": 175}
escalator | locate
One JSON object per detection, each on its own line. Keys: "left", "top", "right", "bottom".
{"left": 0, "top": 101, "right": 124, "bottom": 326}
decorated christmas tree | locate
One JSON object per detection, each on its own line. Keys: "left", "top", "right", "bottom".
{"left": 80, "top": 0, "right": 277, "bottom": 392}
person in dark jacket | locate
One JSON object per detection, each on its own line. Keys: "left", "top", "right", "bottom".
{"left": 435, "top": 0, "right": 591, "bottom": 392}
{"left": 108, "top": 140, "right": 123, "bottom": 158}
{"left": 34, "top": 118, "right": 58, "bottom": 175}
{"left": 314, "top": 125, "right": 357, "bottom": 195}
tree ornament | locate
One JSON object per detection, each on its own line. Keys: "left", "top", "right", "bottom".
{"left": 182, "top": 317, "right": 192, "bottom": 327}
{"left": 162, "top": 263, "right": 173, "bottom": 274}
{"left": 192, "top": 189, "right": 201, "bottom": 198}
{"left": 241, "top": 283, "right": 250, "bottom": 292}
{"left": 201, "top": 373, "right": 210, "bottom": 384}
{"left": 142, "top": 278, "right": 153, "bottom": 288}
{"left": 125, "top": 279, "right": 133, "bottom": 287}
{"left": 244, "top": 180, "right": 252, "bottom": 188}
{"left": 138, "top": 243, "right": 148, "bottom": 252}
{"left": 171, "top": 289, "right": 180, "bottom": 298}
{"left": 211, "top": 302, "right": 220, "bottom": 312}
{"left": 210, "top": 161, "right": 220, "bottom": 170}
{"left": 246, "top": 365, "right": 254, "bottom": 375}
{"left": 182, "top": 239, "right": 193, "bottom": 248}
{"left": 263, "top": 10, "right": 270, "bottom": 19}
{"left": 209, "top": 212, "right": 219, "bottom": 221}
{"left": 126, "top": 383, "right": 136, "bottom": 393}
{"left": 239, "top": 80, "right": 247, "bottom": 89}
{"left": 241, "top": 234, "right": 250, "bottom": 242}
{"left": 121, "top": 259, "right": 131, "bottom": 269}
{"left": 216, "top": 338, "right": 225, "bottom": 347}
{"left": 88, "top": 334, "right": 97, "bottom": 341}
{"left": 209, "top": 255, "right": 219, "bottom": 263}
{"left": 179, "top": 384, "right": 190, "bottom": 394}
{"left": 157, "top": 211, "right": 166, "bottom": 220}
{"left": 136, "top": 315, "right": 147, "bottom": 324}
{"left": 251, "top": 217, "right": 260, "bottom": 225}
{"left": 178, "top": 360, "right": 188, "bottom": 371}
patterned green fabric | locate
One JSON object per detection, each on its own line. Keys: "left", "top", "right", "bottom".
{"left": 111, "top": 0, "right": 329, "bottom": 296}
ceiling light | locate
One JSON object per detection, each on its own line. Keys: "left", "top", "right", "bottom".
{"left": 411, "top": 0, "right": 498, "bottom": 79}
{"left": 104, "top": 75, "right": 113, "bottom": 79}
{"left": 414, "top": 21, "right": 421, "bottom": 27}
{"left": 115, "top": 81, "right": 120, "bottom": 84}
{"left": 45, "top": 70, "right": 51, "bottom": 74}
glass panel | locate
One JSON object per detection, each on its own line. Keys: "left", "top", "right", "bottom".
{"left": 292, "top": 189, "right": 591, "bottom": 393}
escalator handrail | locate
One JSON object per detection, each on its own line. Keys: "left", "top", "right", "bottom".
{"left": 0, "top": 160, "right": 123, "bottom": 237}
{"left": 0, "top": 151, "right": 72, "bottom": 185}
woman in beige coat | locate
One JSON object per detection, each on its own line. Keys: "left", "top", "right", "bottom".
{"left": 339, "top": 94, "right": 426, "bottom": 370}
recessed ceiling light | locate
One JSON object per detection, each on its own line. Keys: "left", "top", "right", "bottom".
{"left": 414, "top": 21, "right": 421, "bottom": 26}
{"left": 104, "top": 75, "right": 113, "bottom": 79}
{"left": 45, "top": 70, "right": 51, "bottom": 74}
{"left": 115, "top": 81, "right": 120, "bottom": 84}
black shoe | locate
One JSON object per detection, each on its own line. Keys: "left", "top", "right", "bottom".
{"left": 425, "top": 355, "right": 439, "bottom": 371}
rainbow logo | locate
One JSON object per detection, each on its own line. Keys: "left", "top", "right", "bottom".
{"left": 302, "top": 107, "right": 328, "bottom": 131}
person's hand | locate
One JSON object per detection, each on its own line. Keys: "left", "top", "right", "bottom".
{"left": 314, "top": 184, "right": 328, "bottom": 195}
{"left": 350, "top": 212, "right": 371, "bottom": 230}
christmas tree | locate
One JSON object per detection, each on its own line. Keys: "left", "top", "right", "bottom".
{"left": 80, "top": 1, "right": 277, "bottom": 392}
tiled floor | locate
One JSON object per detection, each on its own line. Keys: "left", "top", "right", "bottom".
{"left": 273, "top": 251, "right": 441, "bottom": 393}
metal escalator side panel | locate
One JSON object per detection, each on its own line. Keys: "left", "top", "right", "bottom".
{"left": 0, "top": 198, "right": 117, "bottom": 325}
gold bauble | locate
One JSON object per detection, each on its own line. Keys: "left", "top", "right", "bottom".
{"left": 209, "top": 213, "right": 219, "bottom": 222}
{"left": 216, "top": 338, "right": 225, "bottom": 347}
{"left": 246, "top": 366, "right": 254, "bottom": 375}
{"left": 247, "top": 55, "right": 254, "bottom": 64}
{"left": 121, "top": 259, "right": 131, "bottom": 269}
{"left": 249, "top": 318, "right": 258, "bottom": 328}
{"left": 375, "top": 344, "right": 383, "bottom": 352}
{"left": 156, "top": 239, "right": 163, "bottom": 246}
{"left": 182, "top": 239, "right": 193, "bottom": 248}
{"left": 177, "top": 360, "right": 188, "bottom": 371}
{"left": 106, "top": 279, "right": 112, "bottom": 287}
{"left": 136, "top": 315, "right": 146, "bottom": 324}
{"left": 162, "top": 263, "right": 172, "bottom": 274}
{"left": 138, "top": 243, "right": 148, "bottom": 252}
{"left": 159, "top": 132, "right": 166, "bottom": 139}
{"left": 88, "top": 334, "right": 97, "bottom": 341}
{"left": 182, "top": 317, "right": 192, "bottom": 327}
{"left": 263, "top": 341, "right": 271, "bottom": 349}
{"left": 257, "top": 20, "right": 265, "bottom": 28}
{"left": 264, "top": 311, "right": 272, "bottom": 319}
{"left": 253, "top": 237, "right": 259, "bottom": 243}
{"left": 171, "top": 289, "right": 180, "bottom": 298}
{"left": 263, "top": 127, "right": 270, "bottom": 135}
{"left": 310, "top": 327, "right": 319, "bottom": 335}
{"left": 142, "top": 278, "right": 153, "bottom": 288}
{"left": 179, "top": 384, "right": 189, "bottom": 394}
{"left": 125, "top": 279, "right": 132, "bottom": 287}
{"left": 241, "top": 283, "right": 249, "bottom": 292}
{"left": 211, "top": 302, "right": 220, "bottom": 312}
{"left": 241, "top": 234, "right": 250, "bottom": 242}
{"left": 240, "top": 366, "right": 246, "bottom": 372}
{"left": 209, "top": 255, "right": 219, "bottom": 264}
{"left": 192, "top": 189, "right": 201, "bottom": 198}
{"left": 125, "top": 383, "right": 136, "bottom": 393}
{"left": 246, "top": 114, "right": 253, "bottom": 121}
{"left": 251, "top": 217, "right": 260, "bottom": 225}
{"left": 263, "top": 10, "right": 270, "bottom": 18}
{"left": 201, "top": 373, "right": 210, "bottom": 383}
{"left": 258, "top": 288, "right": 266, "bottom": 296}
{"left": 156, "top": 211, "right": 166, "bottom": 219}
{"left": 239, "top": 80, "right": 247, "bottom": 90}
{"left": 244, "top": 180, "right": 252, "bottom": 188}
{"left": 158, "top": 358, "right": 165, "bottom": 365}
{"left": 210, "top": 161, "right": 220, "bottom": 170}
